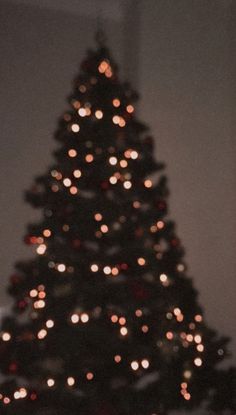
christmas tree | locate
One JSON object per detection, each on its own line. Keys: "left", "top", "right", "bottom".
{"left": 0, "top": 37, "right": 235, "bottom": 415}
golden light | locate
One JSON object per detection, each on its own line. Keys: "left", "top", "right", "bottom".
{"left": 68, "top": 149, "right": 77, "bottom": 158}
{"left": 133, "top": 200, "right": 140, "bottom": 208}
{"left": 141, "top": 325, "right": 149, "bottom": 333}
{"left": 141, "top": 359, "right": 149, "bottom": 369}
{"left": 86, "top": 372, "right": 94, "bottom": 380}
{"left": 123, "top": 180, "right": 132, "bottom": 189}
{"left": 63, "top": 178, "right": 72, "bottom": 187}
{"left": 91, "top": 264, "right": 99, "bottom": 272}
{"left": 47, "top": 379, "right": 55, "bottom": 387}
{"left": 120, "top": 159, "right": 128, "bottom": 168}
{"left": 43, "top": 229, "right": 51, "bottom": 237}
{"left": 111, "top": 267, "right": 119, "bottom": 276}
{"left": 114, "top": 355, "right": 121, "bottom": 363}
{"left": 38, "top": 329, "right": 47, "bottom": 339}
{"left": 2, "top": 332, "right": 11, "bottom": 342}
{"left": 67, "top": 377, "right": 75, "bottom": 386}
{"left": 131, "top": 361, "right": 139, "bottom": 371}
{"left": 111, "top": 315, "right": 118, "bottom": 323}
{"left": 112, "top": 98, "right": 120, "bottom": 107}
{"left": 112, "top": 115, "right": 120, "bottom": 124}
{"left": 73, "top": 169, "right": 82, "bottom": 178}
{"left": 94, "top": 213, "right": 103, "bottom": 221}
{"left": 144, "top": 179, "right": 152, "bottom": 188}
{"left": 85, "top": 154, "right": 94, "bottom": 163}
{"left": 166, "top": 331, "right": 174, "bottom": 340}
{"left": 195, "top": 314, "right": 203, "bottom": 322}
{"left": 183, "top": 370, "right": 192, "bottom": 379}
{"left": 135, "top": 309, "right": 143, "bottom": 317}
{"left": 120, "top": 327, "right": 128, "bottom": 336}
{"left": 71, "top": 123, "right": 80, "bottom": 133}
{"left": 184, "top": 393, "right": 191, "bottom": 401}
{"left": 81, "top": 313, "right": 89, "bottom": 323}
{"left": 58, "top": 264, "right": 66, "bottom": 273}
{"left": 95, "top": 110, "right": 103, "bottom": 119}
{"left": 70, "top": 186, "right": 78, "bottom": 195}
{"left": 126, "top": 104, "right": 134, "bottom": 113}
{"left": 101, "top": 224, "right": 109, "bottom": 233}
{"left": 19, "top": 388, "right": 27, "bottom": 398}
{"left": 119, "top": 317, "right": 126, "bottom": 325}
{"left": 119, "top": 117, "right": 126, "bottom": 127}
{"left": 186, "top": 334, "right": 194, "bottom": 342}
{"left": 109, "top": 156, "right": 118, "bottom": 165}
{"left": 71, "top": 314, "right": 79, "bottom": 324}
{"left": 98, "top": 60, "right": 109, "bottom": 73}
{"left": 46, "top": 319, "right": 54, "bottom": 328}
{"left": 78, "top": 108, "right": 86, "bottom": 117}
{"left": 137, "top": 257, "right": 146, "bottom": 266}
{"left": 79, "top": 85, "right": 86, "bottom": 93}
{"left": 194, "top": 357, "right": 202, "bottom": 367}
{"left": 156, "top": 220, "right": 164, "bottom": 229}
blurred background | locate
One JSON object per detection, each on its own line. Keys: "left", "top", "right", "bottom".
{"left": 0, "top": 0, "right": 235, "bottom": 379}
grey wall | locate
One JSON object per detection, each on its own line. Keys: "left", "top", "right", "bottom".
{"left": 0, "top": 0, "right": 235, "bottom": 379}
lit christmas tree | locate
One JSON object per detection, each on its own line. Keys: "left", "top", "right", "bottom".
{"left": 0, "top": 36, "right": 235, "bottom": 415}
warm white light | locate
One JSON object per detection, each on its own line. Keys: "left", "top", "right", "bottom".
{"left": 47, "top": 379, "right": 55, "bottom": 387}
{"left": 78, "top": 108, "right": 86, "bottom": 117}
{"left": 194, "top": 357, "right": 202, "bottom": 367}
{"left": 91, "top": 264, "right": 99, "bottom": 272}
{"left": 2, "top": 332, "right": 11, "bottom": 342}
{"left": 141, "top": 359, "right": 149, "bottom": 369}
{"left": 36, "top": 244, "right": 46, "bottom": 255}
{"left": 131, "top": 361, "right": 139, "bottom": 371}
{"left": 63, "top": 178, "right": 72, "bottom": 187}
{"left": 67, "top": 377, "right": 75, "bottom": 386}
{"left": 38, "top": 329, "right": 47, "bottom": 339}
{"left": 123, "top": 181, "right": 132, "bottom": 189}
{"left": 103, "top": 266, "right": 111, "bottom": 275}
{"left": 71, "top": 314, "right": 79, "bottom": 324}
{"left": 120, "top": 327, "right": 128, "bottom": 336}
{"left": 109, "top": 156, "right": 117, "bottom": 165}
{"left": 81, "top": 313, "right": 89, "bottom": 323}
{"left": 73, "top": 169, "right": 82, "bottom": 178}
{"left": 71, "top": 123, "right": 80, "bottom": 132}
{"left": 160, "top": 273, "right": 167, "bottom": 282}
{"left": 68, "top": 149, "right": 77, "bottom": 158}
{"left": 109, "top": 176, "right": 117, "bottom": 184}
{"left": 46, "top": 319, "right": 54, "bottom": 328}
{"left": 130, "top": 150, "right": 138, "bottom": 159}
{"left": 58, "top": 264, "right": 66, "bottom": 272}
{"left": 95, "top": 110, "right": 103, "bottom": 119}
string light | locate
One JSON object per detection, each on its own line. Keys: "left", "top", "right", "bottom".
{"left": 2, "top": 332, "right": 11, "bottom": 342}
{"left": 71, "top": 123, "right": 80, "bottom": 133}
{"left": 71, "top": 314, "right": 79, "bottom": 324}
{"left": 120, "top": 327, "right": 128, "bottom": 336}
{"left": 114, "top": 355, "right": 121, "bottom": 363}
{"left": 68, "top": 149, "right": 77, "bottom": 158}
{"left": 144, "top": 179, "right": 152, "bottom": 188}
{"left": 131, "top": 361, "right": 139, "bottom": 371}
{"left": 141, "top": 359, "right": 149, "bottom": 369}
{"left": 73, "top": 169, "right": 82, "bottom": 178}
{"left": 85, "top": 154, "right": 94, "bottom": 163}
{"left": 120, "top": 159, "right": 128, "bottom": 168}
{"left": 126, "top": 104, "right": 134, "bottom": 113}
{"left": 86, "top": 372, "right": 94, "bottom": 380}
{"left": 78, "top": 108, "right": 86, "bottom": 117}
{"left": 63, "top": 178, "right": 72, "bottom": 187}
{"left": 112, "top": 98, "right": 120, "bottom": 107}
{"left": 67, "top": 377, "right": 75, "bottom": 386}
{"left": 58, "top": 264, "right": 66, "bottom": 272}
{"left": 103, "top": 266, "right": 112, "bottom": 275}
{"left": 91, "top": 264, "right": 99, "bottom": 272}
{"left": 100, "top": 224, "right": 108, "bottom": 233}
{"left": 137, "top": 257, "right": 146, "bottom": 266}
{"left": 123, "top": 180, "right": 132, "bottom": 189}
{"left": 37, "top": 329, "right": 47, "bottom": 339}
{"left": 47, "top": 379, "right": 55, "bottom": 387}
{"left": 95, "top": 110, "right": 103, "bottom": 119}
{"left": 81, "top": 313, "right": 89, "bottom": 323}
{"left": 109, "top": 156, "right": 117, "bottom": 165}
{"left": 43, "top": 229, "right": 51, "bottom": 237}
{"left": 194, "top": 357, "right": 202, "bottom": 367}
{"left": 46, "top": 319, "right": 54, "bottom": 328}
